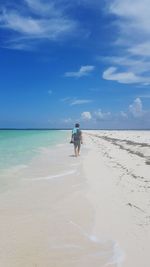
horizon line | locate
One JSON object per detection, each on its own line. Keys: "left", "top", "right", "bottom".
{"left": 0, "top": 128, "right": 150, "bottom": 131}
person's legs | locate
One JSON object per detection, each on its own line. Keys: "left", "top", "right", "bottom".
{"left": 74, "top": 142, "right": 78, "bottom": 157}
{"left": 74, "top": 141, "right": 81, "bottom": 157}
{"left": 77, "top": 141, "right": 81, "bottom": 156}
{"left": 74, "top": 142, "right": 81, "bottom": 157}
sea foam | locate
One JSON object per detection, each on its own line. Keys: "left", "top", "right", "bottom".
{"left": 28, "top": 169, "right": 77, "bottom": 181}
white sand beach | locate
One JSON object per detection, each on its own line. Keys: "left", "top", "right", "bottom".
{"left": 0, "top": 130, "right": 150, "bottom": 267}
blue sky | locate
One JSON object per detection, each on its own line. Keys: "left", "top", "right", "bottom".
{"left": 0, "top": 0, "right": 150, "bottom": 129}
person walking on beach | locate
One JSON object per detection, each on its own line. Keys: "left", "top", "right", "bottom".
{"left": 71, "top": 123, "right": 83, "bottom": 157}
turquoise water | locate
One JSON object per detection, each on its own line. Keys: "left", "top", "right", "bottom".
{"left": 0, "top": 130, "right": 69, "bottom": 171}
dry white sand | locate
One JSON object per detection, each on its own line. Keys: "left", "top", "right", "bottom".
{"left": 84, "top": 130, "right": 150, "bottom": 267}
{"left": 0, "top": 130, "right": 150, "bottom": 267}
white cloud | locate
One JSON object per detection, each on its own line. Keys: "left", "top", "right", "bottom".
{"left": 81, "top": 111, "right": 92, "bottom": 120}
{"left": 1, "top": 10, "right": 44, "bottom": 35}
{"left": 81, "top": 109, "right": 111, "bottom": 122}
{"left": 109, "top": 0, "right": 150, "bottom": 39}
{"left": 65, "top": 99, "right": 149, "bottom": 128}
{"left": 103, "top": 67, "right": 145, "bottom": 84}
{"left": 94, "top": 109, "right": 111, "bottom": 120}
{"left": 129, "top": 98, "right": 143, "bottom": 118}
{"left": 120, "top": 111, "right": 128, "bottom": 119}
{"left": 103, "top": 56, "right": 150, "bottom": 74}
{"left": 119, "top": 98, "right": 150, "bottom": 124}
{"left": 65, "top": 65, "right": 95, "bottom": 78}
{"left": 1, "top": 10, "right": 76, "bottom": 37}
{"left": 60, "top": 97, "right": 92, "bottom": 105}
{"left": 128, "top": 42, "right": 150, "bottom": 57}
{"left": 70, "top": 99, "right": 92, "bottom": 105}
{"left": 104, "top": 0, "right": 150, "bottom": 85}
{"left": 25, "top": 0, "right": 60, "bottom": 17}
{"left": 0, "top": 1, "right": 78, "bottom": 49}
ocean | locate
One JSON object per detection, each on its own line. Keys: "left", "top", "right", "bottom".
{"left": 0, "top": 130, "right": 69, "bottom": 172}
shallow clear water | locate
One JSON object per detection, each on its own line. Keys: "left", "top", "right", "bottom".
{"left": 0, "top": 130, "right": 69, "bottom": 171}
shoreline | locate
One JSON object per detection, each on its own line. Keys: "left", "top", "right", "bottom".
{"left": 0, "top": 130, "right": 149, "bottom": 266}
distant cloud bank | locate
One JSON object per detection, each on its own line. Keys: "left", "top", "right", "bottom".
{"left": 63, "top": 97, "right": 150, "bottom": 128}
